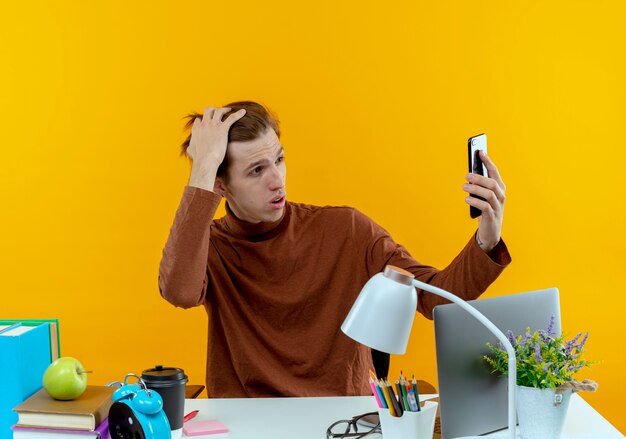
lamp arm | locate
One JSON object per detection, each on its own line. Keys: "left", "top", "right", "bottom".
{"left": 412, "top": 278, "right": 517, "bottom": 439}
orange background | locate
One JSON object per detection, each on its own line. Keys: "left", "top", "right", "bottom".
{"left": 1, "top": 0, "right": 624, "bottom": 433}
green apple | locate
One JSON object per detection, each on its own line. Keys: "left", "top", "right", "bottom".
{"left": 42, "top": 357, "right": 89, "bottom": 400}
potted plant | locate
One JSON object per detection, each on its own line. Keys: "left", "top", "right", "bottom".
{"left": 485, "top": 316, "right": 597, "bottom": 439}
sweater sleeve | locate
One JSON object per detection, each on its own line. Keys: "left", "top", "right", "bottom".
{"left": 358, "top": 211, "right": 511, "bottom": 320}
{"left": 158, "top": 186, "right": 222, "bottom": 309}
{"left": 411, "top": 233, "right": 510, "bottom": 319}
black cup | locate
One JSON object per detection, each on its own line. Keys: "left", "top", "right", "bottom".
{"left": 141, "top": 365, "right": 188, "bottom": 431}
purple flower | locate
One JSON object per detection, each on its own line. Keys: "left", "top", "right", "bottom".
{"left": 506, "top": 330, "right": 517, "bottom": 347}
{"left": 535, "top": 343, "right": 543, "bottom": 363}
{"left": 577, "top": 332, "right": 589, "bottom": 350}
{"left": 543, "top": 362, "right": 552, "bottom": 372}
{"left": 539, "top": 330, "right": 548, "bottom": 343}
{"left": 546, "top": 315, "right": 555, "bottom": 336}
{"left": 565, "top": 339, "right": 575, "bottom": 355}
{"left": 568, "top": 364, "right": 584, "bottom": 372}
{"left": 566, "top": 332, "right": 583, "bottom": 355}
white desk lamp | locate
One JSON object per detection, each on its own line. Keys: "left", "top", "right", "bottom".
{"left": 341, "top": 265, "right": 517, "bottom": 439}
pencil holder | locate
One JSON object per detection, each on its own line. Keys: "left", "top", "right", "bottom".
{"left": 378, "top": 401, "right": 438, "bottom": 439}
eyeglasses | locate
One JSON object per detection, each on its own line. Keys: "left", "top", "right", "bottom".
{"left": 326, "top": 412, "right": 381, "bottom": 439}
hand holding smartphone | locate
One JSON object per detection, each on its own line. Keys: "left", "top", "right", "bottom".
{"left": 468, "top": 134, "right": 487, "bottom": 218}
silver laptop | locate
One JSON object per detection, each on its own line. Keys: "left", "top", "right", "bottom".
{"left": 433, "top": 288, "right": 561, "bottom": 439}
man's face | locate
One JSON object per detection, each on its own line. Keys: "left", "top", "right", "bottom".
{"left": 218, "top": 128, "right": 286, "bottom": 223}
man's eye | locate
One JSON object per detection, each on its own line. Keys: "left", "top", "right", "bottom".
{"left": 250, "top": 166, "right": 262, "bottom": 176}
{"left": 276, "top": 156, "right": 285, "bottom": 164}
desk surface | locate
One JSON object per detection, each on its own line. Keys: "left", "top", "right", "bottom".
{"left": 183, "top": 393, "right": 624, "bottom": 439}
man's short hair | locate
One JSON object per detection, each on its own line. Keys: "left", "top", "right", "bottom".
{"left": 181, "top": 101, "right": 281, "bottom": 180}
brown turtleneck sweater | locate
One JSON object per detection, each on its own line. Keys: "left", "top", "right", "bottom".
{"left": 159, "top": 186, "right": 511, "bottom": 398}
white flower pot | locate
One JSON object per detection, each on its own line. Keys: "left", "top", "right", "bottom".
{"left": 516, "top": 385, "right": 572, "bottom": 439}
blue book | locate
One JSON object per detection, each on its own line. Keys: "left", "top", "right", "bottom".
{"left": 0, "top": 320, "right": 60, "bottom": 362}
{"left": 0, "top": 324, "right": 52, "bottom": 439}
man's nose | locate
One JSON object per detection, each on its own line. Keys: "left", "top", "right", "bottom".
{"left": 267, "top": 164, "right": 284, "bottom": 191}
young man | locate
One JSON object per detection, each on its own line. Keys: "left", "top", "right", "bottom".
{"left": 159, "top": 101, "right": 511, "bottom": 398}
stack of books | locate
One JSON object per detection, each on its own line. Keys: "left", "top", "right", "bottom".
{"left": 0, "top": 319, "right": 58, "bottom": 439}
{"left": 11, "top": 386, "right": 115, "bottom": 439}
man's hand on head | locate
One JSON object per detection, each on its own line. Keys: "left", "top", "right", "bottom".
{"left": 463, "top": 151, "right": 506, "bottom": 253}
{"left": 188, "top": 106, "right": 246, "bottom": 192}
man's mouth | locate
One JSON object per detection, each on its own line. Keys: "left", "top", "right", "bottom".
{"left": 270, "top": 195, "right": 286, "bottom": 209}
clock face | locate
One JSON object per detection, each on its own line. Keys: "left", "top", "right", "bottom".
{"left": 108, "top": 401, "right": 146, "bottom": 439}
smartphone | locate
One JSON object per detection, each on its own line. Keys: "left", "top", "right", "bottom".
{"left": 468, "top": 133, "right": 488, "bottom": 218}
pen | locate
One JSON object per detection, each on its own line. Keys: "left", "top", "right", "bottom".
{"left": 407, "top": 390, "right": 419, "bottom": 412}
{"left": 183, "top": 410, "right": 199, "bottom": 423}
{"left": 412, "top": 375, "right": 421, "bottom": 412}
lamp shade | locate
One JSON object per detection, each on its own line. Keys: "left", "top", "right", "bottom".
{"left": 341, "top": 269, "right": 417, "bottom": 354}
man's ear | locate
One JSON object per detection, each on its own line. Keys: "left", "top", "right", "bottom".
{"left": 213, "top": 177, "right": 227, "bottom": 197}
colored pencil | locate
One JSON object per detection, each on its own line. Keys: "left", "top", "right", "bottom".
{"left": 386, "top": 380, "right": 403, "bottom": 417}
{"left": 380, "top": 381, "right": 396, "bottom": 417}
{"left": 368, "top": 369, "right": 378, "bottom": 380}
{"left": 369, "top": 377, "right": 383, "bottom": 408}
{"left": 400, "top": 380, "right": 409, "bottom": 410}
{"left": 375, "top": 380, "right": 388, "bottom": 409}
{"left": 395, "top": 381, "right": 405, "bottom": 411}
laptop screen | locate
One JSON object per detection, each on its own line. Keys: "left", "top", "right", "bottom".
{"left": 433, "top": 288, "right": 561, "bottom": 439}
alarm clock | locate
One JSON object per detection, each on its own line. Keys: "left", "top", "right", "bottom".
{"left": 108, "top": 374, "right": 171, "bottom": 439}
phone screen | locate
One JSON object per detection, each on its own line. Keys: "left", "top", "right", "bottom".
{"left": 468, "top": 134, "right": 488, "bottom": 218}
